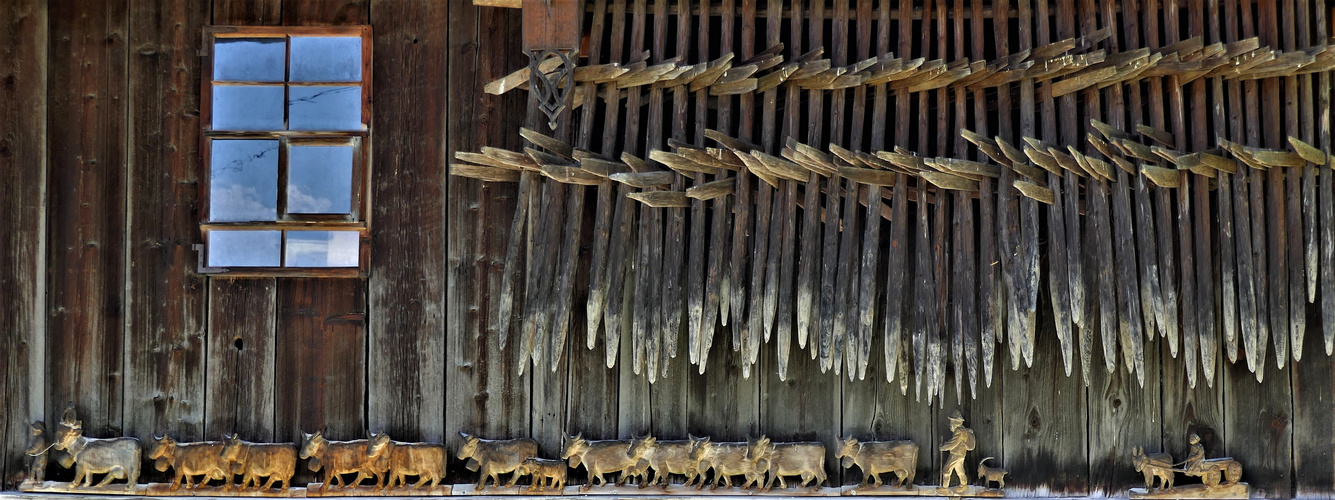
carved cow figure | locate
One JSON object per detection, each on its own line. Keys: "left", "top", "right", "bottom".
{"left": 456, "top": 432, "right": 539, "bottom": 489}
{"left": 25, "top": 422, "right": 48, "bottom": 483}
{"left": 760, "top": 439, "right": 827, "bottom": 491}
{"left": 636, "top": 435, "right": 710, "bottom": 487}
{"left": 693, "top": 437, "right": 770, "bottom": 490}
{"left": 52, "top": 406, "right": 141, "bottom": 490}
{"left": 220, "top": 434, "right": 297, "bottom": 492}
{"left": 148, "top": 435, "right": 229, "bottom": 491}
{"left": 513, "top": 458, "right": 568, "bottom": 491}
{"left": 836, "top": 437, "right": 918, "bottom": 488}
{"left": 562, "top": 434, "right": 656, "bottom": 489}
{"left": 365, "top": 432, "right": 447, "bottom": 490}
{"left": 299, "top": 430, "right": 388, "bottom": 492}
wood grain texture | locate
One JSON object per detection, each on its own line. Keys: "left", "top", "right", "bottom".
{"left": 124, "top": 0, "right": 208, "bottom": 450}
{"left": 0, "top": 0, "right": 46, "bottom": 487}
{"left": 45, "top": 0, "right": 128, "bottom": 440}
{"left": 368, "top": 0, "right": 448, "bottom": 444}
{"left": 204, "top": 279, "right": 277, "bottom": 443}
{"left": 280, "top": 0, "right": 368, "bottom": 25}
{"left": 275, "top": 279, "right": 366, "bottom": 443}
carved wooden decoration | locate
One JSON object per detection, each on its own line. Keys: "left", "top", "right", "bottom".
{"left": 299, "top": 430, "right": 385, "bottom": 493}
{"left": 221, "top": 434, "right": 298, "bottom": 493}
{"left": 512, "top": 458, "right": 568, "bottom": 491}
{"left": 937, "top": 411, "right": 975, "bottom": 491}
{"left": 562, "top": 434, "right": 656, "bottom": 490}
{"left": 24, "top": 421, "right": 49, "bottom": 484}
{"left": 148, "top": 435, "right": 229, "bottom": 491}
{"left": 1130, "top": 434, "right": 1248, "bottom": 499}
{"left": 976, "top": 458, "right": 1008, "bottom": 489}
{"left": 456, "top": 432, "right": 539, "bottom": 490}
{"left": 693, "top": 438, "right": 771, "bottom": 491}
{"left": 52, "top": 405, "right": 143, "bottom": 490}
{"left": 836, "top": 437, "right": 918, "bottom": 489}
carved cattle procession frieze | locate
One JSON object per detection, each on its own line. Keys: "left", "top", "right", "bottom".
{"left": 17, "top": 405, "right": 1043, "bottom": 497}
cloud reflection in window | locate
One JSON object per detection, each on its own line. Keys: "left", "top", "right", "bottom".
{"left": 288, "top": 145, "right": 353, "bottom": 214}
{"left": 285, "top": 231, "right": 360, "bottom": 267}
{"left": 210, "top": 139, "right": 279, "bottom": 222}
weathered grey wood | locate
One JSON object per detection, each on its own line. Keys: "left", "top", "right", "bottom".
{"left": 1278, "top": 0, "right": 1306, "bottom": 369}
{"left": 0, "top": 0, "right": 46, "bottom": 485}
{"left": 444, "top": 3, "right": 532, "bottom": 482}
{"left": 1223, "top": 356, "right": 1293, "bottom": 498}
{"left": 1319, "top": 0, "right": 1335, "bottom": 358}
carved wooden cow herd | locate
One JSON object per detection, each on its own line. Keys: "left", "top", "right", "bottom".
{"left": 27, "top": 406, "right": 1015, "bottom": 495}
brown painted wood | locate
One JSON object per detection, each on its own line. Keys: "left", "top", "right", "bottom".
{"left": 212, "top": 0, "right": 280, "bottom": 24}
{"left": 367, "top": 0, "right": 447, "bottom": 443}
{"left": 0, "top": 0, "right": 46, "bottom": 487}
{"left": 45, "top": 0, "right": 128, "bottom": 440}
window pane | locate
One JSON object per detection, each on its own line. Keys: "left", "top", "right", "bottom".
{"left": 212, "top": 85, "right": 285, "bottom": 130}
{"left": 208, "top": 230, "right": 282, "bottom": 267}
{"left": 210, "top": 139, "right": 279, "bottom": 222}
{"left": 289, "top": 36, "right": 362, "bottom": 82}
{"left": 285, "top": 231, "right": 360, "bottom": 267}
{"left": 288, "top": 145, "right": 354, "bottom": 214}
{"left": 213, "top": 38, "right": 286, "bottom": 82}
{"left": 288, "top": 86, "right": 361, "bottom": 130}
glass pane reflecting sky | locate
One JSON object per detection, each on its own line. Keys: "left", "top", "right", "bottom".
{"left": 210, "top": 139, "right": 279, "bottom": 222}
{"left": 288, "top": 145, "right": 354, "bottom": 214}
{"left": 209, "top": 230, "right": 282, "bottom": 267}
{"left": 289, "top": 37, "right": 362, "bottom": 82}
{"left": 214, "top": 38, "right": 286, "bottom": 82}
{"left": 288, "top": 86, "right": 361, "bottom": 130}
{"left": 285, "top": 231, "right": 360, "bottom": 267}
{"left": 212, "top": 85, "right": 285, "bottom": 130}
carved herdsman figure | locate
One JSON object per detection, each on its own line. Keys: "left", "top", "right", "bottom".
{"left": 939, "top": 411, "right": 975, "bottom": 489}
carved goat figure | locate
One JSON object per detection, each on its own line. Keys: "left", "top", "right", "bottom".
{"left": 760, "top": 439, "right": 827, "bottom": 491}
{"left": 636, "top": 435, "right": 710, "bottom": 487}
{"left": 562, "top": 434, "right": 656, "bottom": 490}
{"left": 52, "top": 406, "right": 141, "bottom": 490}
{"left": 148, "top": 435, "right": 229, "bottom": 491}
{"left": 836, "top": 437, "right": 918, "bottom": 488}
{"left": 25, "top": 422, "right": 48, "bottom": 483}
{"left": 694, "top": 437, "right": 771, "bottom": 490}
{"left": 365, "top": 432, "right": 447, "bottom": 490}
{"left": 300, "top": 430, "right": 387, "bottom": 492}
{"left": 220, "top": 434, "right": 297, "bottom": 492}
{"left": 976, "top": 457, "right": 1008, "bottom": 489}
{"left": 456, "top": 432, "right": 539, "bottom": 489}
{"left": 1132, "top": 446, "right": 1175, "bottom": 491}
{"left": 513, "top": 458, "right": 568, "bottom": 491}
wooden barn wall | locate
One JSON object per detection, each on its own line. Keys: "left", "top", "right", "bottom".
{"left": 0, "top": 0, "right": 1331, "bottom": 498}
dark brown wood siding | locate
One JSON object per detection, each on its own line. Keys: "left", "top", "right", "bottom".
{"left": 0, "top": 1, "right": 1330, "bottom": 497}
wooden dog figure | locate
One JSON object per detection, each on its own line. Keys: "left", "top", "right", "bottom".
{"left": 220, "top": 434, "right": 297, "bottom": 492}
{"left": 455, "top": 432, "right": 539, "bottom": 489}
{"left": 976, "top": 457, "right": 1008, "bottom": 489}
{"left": 24, "top": 422, "right": 48, "bottom": 483}
{"left": 366, "top": 432, "right": 447, "bottom": 491}
{"left": 513, "top": 458, "right": 567, "bottom": 491}
{"left": 148, "top": 435, "right": 229, "bottom": 491}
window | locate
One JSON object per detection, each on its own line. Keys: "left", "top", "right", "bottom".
{"left": 199, "top": 26, "right": 372, "bottom": 277}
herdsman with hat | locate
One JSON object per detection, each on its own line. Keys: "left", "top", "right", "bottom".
{"left": 939, "top": 410, "right": 976, "bottom": 489}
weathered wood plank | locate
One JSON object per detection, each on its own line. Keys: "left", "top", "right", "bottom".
{"left": 0, "top": 0, "right": 46, "bottom": 486}
{"left": 275, "top": 279, "right": 366, "bottom": 443}
{"left": 1223, "top": 358, "right": 1293, "bottom": 497}
{"left": 203, "top": 280, "right": 276, "bottom": 443}
{"left": 212, "top": 0, "right": 280, "bottom": 24}
{"left": 45, "top": 0, "right": 128, "bottom": 440}
{"left": 279, "top": 0, "right": 367, "bottom": 25}
{"left": 367, "top": 0, "right": 448, "bottom": 443}
{"left": 444, "top": 1, "right": 531, "bottom": 481}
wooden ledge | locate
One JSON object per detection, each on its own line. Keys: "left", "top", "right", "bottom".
{"left": 13, "top": 482, "right": 1005, "bottom": 499}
